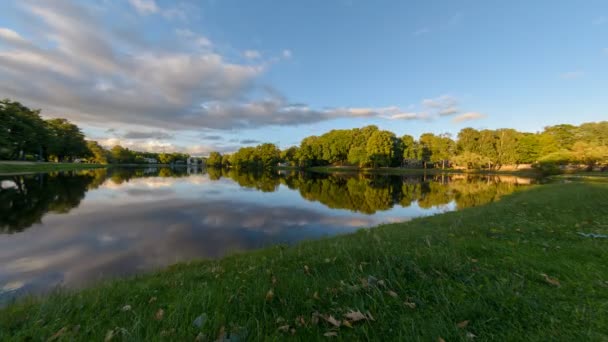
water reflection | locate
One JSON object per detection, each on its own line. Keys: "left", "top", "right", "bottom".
{"left": 0, "top": 168, "right": 535, "bottom": 302}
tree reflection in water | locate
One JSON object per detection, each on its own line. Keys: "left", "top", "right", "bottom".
{"left": 0, "top": 167, "right": 534, "bottom": 233}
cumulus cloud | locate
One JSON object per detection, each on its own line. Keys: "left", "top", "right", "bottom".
{"left": 452, "top": 112, "right": 486, "bottom": 123}
{"left": 240, "top": 139, "right": 261, "bottom": 144}
{"left": 122, "top": 131, "right": 173, "bottom": 140}
{"left": 244, "top": 50, "right": 261, "bottom": 59}
{"left": 0, "top": 1, "right": 485, "bottom": 134}
{"left": 422, "top": 95, "right": 459, "bottom": 115}
{"left": 128, "top": 0, "right": 158, "bottom": 15}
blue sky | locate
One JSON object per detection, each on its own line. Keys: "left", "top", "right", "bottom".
{"left": 0, "top": 0, "right": 607, "bottom": 155}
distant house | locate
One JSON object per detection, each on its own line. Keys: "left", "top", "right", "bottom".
{"left": 143, "top": 157, "right": 158, "bottom": 164}
{"left": 277, "top": 162, "right": 290, "bottom": 167}
{"left": 187, "top": 157, "right": 201, "bottom": 165}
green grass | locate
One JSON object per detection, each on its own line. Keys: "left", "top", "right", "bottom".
{"left": 307, "top": 166, "right": 543, "bottom": 177}
{"left": 2, "top": 183, "right": 608, "bottom": 341}
{"left": 0, "top": 161, "right": 106, "bottom": 174}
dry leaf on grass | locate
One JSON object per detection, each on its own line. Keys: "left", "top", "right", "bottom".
{"left": 324, "top": 315, "right": 341, "bottom": 327}
{"left": 48, "top": 327, "right": 68, "bottom": 341}
{"left": 404, "top": 302, "right": 416, "bottom": 309}
{"left": 324, "top": 331, "right": 338, "bottom": 337}
{"left": 387, "top": 290, "right": 398, "bottom": 298}
{"left": 104, "top": 329, "right": 114, "bottom": 342}
{"left": 344, "top": 310, "right": 367, "bottom": 322}
{"left": 277, "top": 325, "right": 290, "bottom": 332}
{"left": 121, "top": 305, "right": 132, "bottom": 312}
{"left": 540, "top": 273, "right": 561, "bottom": 287}
{"left": 155, "top": 308, "right": 164, "bottom": 321}
{"left": 457, "top": 320, "right": 470, "bottom": 328}
{"left": 266, "top": 289, "right": 274, "bottom": 301}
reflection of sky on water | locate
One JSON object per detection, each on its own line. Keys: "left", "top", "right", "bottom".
{"left": 0, "top": 172, "right": 456, "bottom": 303}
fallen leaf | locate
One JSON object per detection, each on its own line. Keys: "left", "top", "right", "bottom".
{"left": 466, "top": 332, "right": 477, "bottom": 339}
{"left": 324, "top": 332, "right": 338, "bottom": 337}
{"left": 304, "top": 265, "right": 310, "bottom": 274}
{"left": 404, "top": 302, "right": 416, "bottom": 309}
{"left": 148, "top": 297, "right": 157, "bottom": 304}
{"left": 344, "top": 310, "right": 367, "bottom": 322}
{"left": 295, "top": 316, "right": 306, "bottom": 326}
{"left": 155, "top": 308, "right": 165, "bottom": 321}
{"left": 377, "top": 280, "right": 386, "bottom": 287}
{"left": 342, "top": 320, "right": 353, "bottom": 328}
{"left": 121, "top": 305, "right": 132, "bottom": 312}
{"left": 266, "top": 289, "right": 274, "bottom": 301}
{"left": 324, "top": 315, "right": 341, "bottom": 327}
{"left": 471, "top": 258, "right": 478, "bottom": 263}
{"left": 457, "top": 320, "right": 470, "bottom": 328}
{"left": 277, "top": 325, "right": 290, "bottom": 332}
{"left": 387, "top": 290, "right": 398, "bottom": 298}
{"left": 540, "top": 273, "right": 561, "bottom": 287}
{"left": 193, "top": 314, "right": 207, "bottom": 328}
{"left": 48, "top": 327, "right": 68, "bottom": 341}
{"left": 438, "top": 338, "right": 446, "bottom": 342}
{"left": 313, "top": 291, "right": 320, "bottom": 300}
{"left": 104, "top": 329, "right": 114, "bottom": 342}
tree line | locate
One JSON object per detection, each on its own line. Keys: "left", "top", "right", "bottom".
{"left": 209, "top": 122, "right": 608, "bottom": 171}
{"left": 0, "top": 99, "right": 189, "bottom": 164}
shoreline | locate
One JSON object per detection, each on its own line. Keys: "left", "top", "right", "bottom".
{"left": 1, "top": 182, "right": 606, "bottom": 340}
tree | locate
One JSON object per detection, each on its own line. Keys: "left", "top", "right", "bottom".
{"left": 366, "top": 130, "right": 396, "bottom": 168}
{"left": 110, "top": 145, "right": 134, "bottom": 164}
{"left": 477, "top": 130, "right": 498, "bottom": 169}
{"left": 516, "top": 133, "right": 540, "bottom": 164}
{"left": 401, "top": 135, "right": 418, "bottom": 160}
{"left": 495, "top": 129, "right": 519, "bottom": 167}
{"left": 221, "top": 154, "right": 231, "bottom": 167}
{"left": 207, "top": 152, "right": 223, "bottom": 167}
{"left": 46, "top": 118, "right": 89, "bottom": 161}
{"left": 86, "top": 141, "right": 109, "bottom": 164}
{"left": 457, "top": 128, "right": 481, "bottom": 154}
{"left": 0, "top": 99, "right": 48, "bottom": 160}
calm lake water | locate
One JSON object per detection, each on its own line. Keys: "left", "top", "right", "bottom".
{"left": 0, "top": 167, "right": 535, "bottom": 303}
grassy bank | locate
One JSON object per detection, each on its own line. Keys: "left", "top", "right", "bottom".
{"left": 2, "top": 183, "right": 608, "bottom": 340}
{"left": 307, "top": 166, "right": 543, "bottom": 177}
{"left": 0, "top": 161, "right": 107, "bottom": 175}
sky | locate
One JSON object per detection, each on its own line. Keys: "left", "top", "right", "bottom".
{"left": 0, "top": 0, "right": 607, "bottom": 156}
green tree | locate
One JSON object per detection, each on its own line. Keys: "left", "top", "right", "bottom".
{"left": 207, "top": 152, "right": 223, "bottom": 167}
{"left": 366, "top": 130, "right": 396, "bottom": 168}
{"left": 86, "top": 141, "right": 109, "bottom": 164}
{"left": 46, "top": 118, "right": 89, "bottom": 161}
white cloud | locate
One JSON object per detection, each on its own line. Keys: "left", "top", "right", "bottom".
{"left": 282, "top": 49, "right": 292, "bottom": 58}
{"left": 560, "top": 71, "right": 584, "bottom": 79}
{"left": 0, "top": 27, "right": 27, "bottom": 45}
{"left": 452, "top": 112, "right": 486, "bottom": 123}
{"left": 244, "top": 50, "right": 261, "bottom": 59}
{"left": 175, "top": 29, "right": 211, "bottom": 48}
{"left": 128, "top": 0, "right": 158, "bottom": 15}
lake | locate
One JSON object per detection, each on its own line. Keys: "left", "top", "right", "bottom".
{"left": 0, "top": 167, "right": 535, "bottom": 303}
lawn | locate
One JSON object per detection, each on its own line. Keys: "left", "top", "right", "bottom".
{"left": 1, "top": 183, "right": 607, "bottom": 341}
{"left": 0, "top": 161, "right": 106, "bottom": 175}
